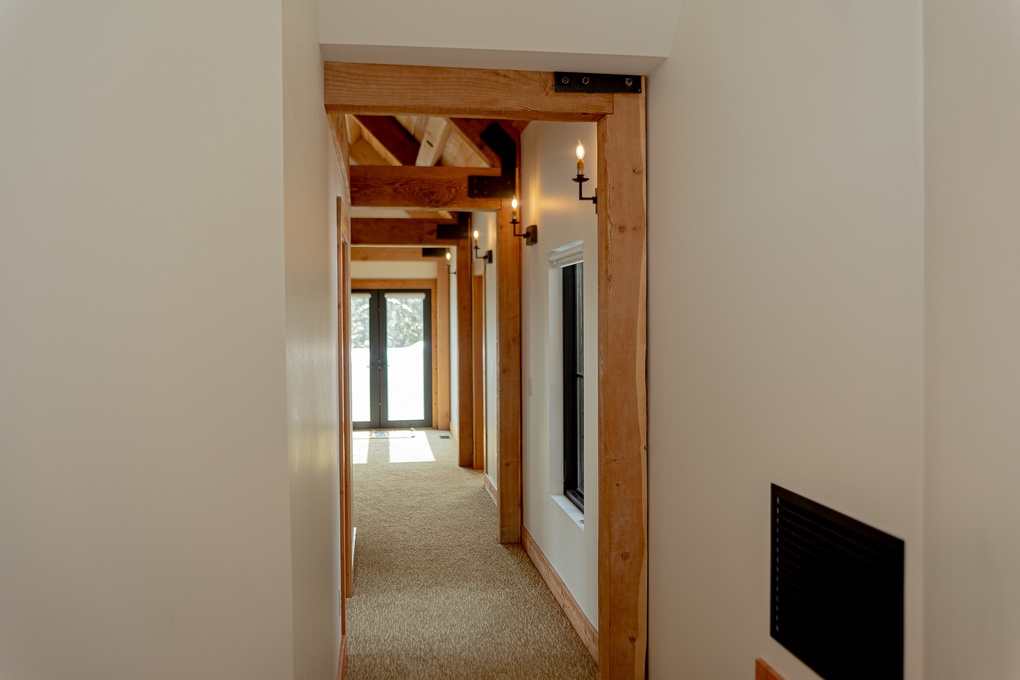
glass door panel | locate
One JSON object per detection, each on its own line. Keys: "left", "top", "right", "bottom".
{"left": 349, "top": 288, "right": 432, "bottom": 429}
{"left": 384, "top": 292, "right": 426, "bottom": 422}
{"left": 351, "top": 293, "right": 373, "bottom": 425}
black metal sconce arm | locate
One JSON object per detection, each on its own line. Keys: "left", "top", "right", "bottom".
{"left": 573, "top": 173, "right": 597, "bottom": 206}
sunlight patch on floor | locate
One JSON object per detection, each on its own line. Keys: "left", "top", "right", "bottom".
{"left": 353, "top": 438, "right": 369, "bottom": 465}
{"left": 351, "top": 430, "right": 437, "bottom": 464}
{"left": 387, "top": 431, "right": 435, "bottom": 463}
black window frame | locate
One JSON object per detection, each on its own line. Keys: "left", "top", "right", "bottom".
{"left": 562, "top": 262, "right": 584, "bottom": 511}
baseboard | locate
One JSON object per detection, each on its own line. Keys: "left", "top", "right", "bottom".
{"left": 336, "top": 634, "right": 347, "bottom": 680}
{"left": 755, "top": 659, "right": 784, "bottom": 680}
{"left": 522, "top": 527, "right": 598, "bottom": 662}
{"left": 483, "top": 474, "right": 497, "bottom": 504}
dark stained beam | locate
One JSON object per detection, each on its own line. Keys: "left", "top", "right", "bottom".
{"left": 350, "top": 218, "right": 460, "bottom": 246}
{"left": 354, "top": 115, "right": 420, "bottom": 166}
{"left": 350, "top": 165, "right": 503, "bottom": 211}
{"left": 448, "top": 118, "right": 503, "bottom": 168}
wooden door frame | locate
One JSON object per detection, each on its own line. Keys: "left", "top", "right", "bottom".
{"left": 326, "top": 63, "right": 647, "bottom": 679}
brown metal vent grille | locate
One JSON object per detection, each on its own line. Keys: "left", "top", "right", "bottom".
{"left": 771, "top": 484, "right": 904, "bottom": 680}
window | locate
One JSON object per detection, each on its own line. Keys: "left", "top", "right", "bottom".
{"left": 562, "top": 262, "right": 584, "bottom": 511}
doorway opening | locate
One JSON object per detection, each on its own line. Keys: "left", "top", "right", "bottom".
{"left": 351, "top": 288, "right": 433, "bottom": 429}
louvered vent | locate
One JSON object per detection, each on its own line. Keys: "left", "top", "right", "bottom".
{"left": 771, "top": 485, "right": 904, "bottom": 680}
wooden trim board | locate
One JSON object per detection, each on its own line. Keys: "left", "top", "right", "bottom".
{"left": 336, "top": 635, "right": 347, "bottom": 680}
{"left": 755, "top": 659, "right": 785, "bottom": 680}
{"left": 523, "top": 527, "right": 599, "bottom": 662}
{"left": 456, "top": 240, "right": 474, "bottom": 468}
{"left": 596, "top": 90, "right": 648, "bottom": 678}
{"left": 472, "top": 273, "right": 486, "bottom": 471}
{"left": 495, "top": 200, "right": 522, "bottom": 544}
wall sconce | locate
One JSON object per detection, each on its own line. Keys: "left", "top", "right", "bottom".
{"left": 473, "top": 230, "right": 492, "bottom": 264}
{"left": 445, "top": 249, "right": 457, "bottom": 274}
{"left": 572, "top": 140, "right": 597, "bottom": 211}
{"left": 509, "top": 196, "right": 538, "bottom": 246}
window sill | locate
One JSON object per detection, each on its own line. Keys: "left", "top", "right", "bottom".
{"left": 552, "top": 495, "right": 585, "bottom": 530}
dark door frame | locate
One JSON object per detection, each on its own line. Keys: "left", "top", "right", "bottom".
{"left": 351, "top": 287, "right": 433, "bottom": 429}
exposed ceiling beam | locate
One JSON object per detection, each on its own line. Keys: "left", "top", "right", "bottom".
{"left": 448, "top": 118, "right": 503, "bottom": 168}
{"left": 352, "top": 246, "right": 449, "bottom": 261}
{"left": 326, "top": 63, "right": 613, "bottom": 122}
{"left": 353, "top": 115, "right": 420, "bottom": 166}
{"left": 415, "top": 117, "right": 453, "bottom": 167}
{"left": 351, "top": 218, "right": 462, "bottom": 246}
{"left": 351, "top": 165, "right": 503, "bottom": 211}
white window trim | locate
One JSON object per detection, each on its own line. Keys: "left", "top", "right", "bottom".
{"left": 548, "top": 240, "right": 583, "bottom": 268}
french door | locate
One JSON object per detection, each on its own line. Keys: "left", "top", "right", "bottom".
{"left": 351, "top": 289, "right": 433, "bottom": 429}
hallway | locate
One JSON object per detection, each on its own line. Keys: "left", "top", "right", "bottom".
{"left": 344, "top": 430, "right": 597, "bottom": 679}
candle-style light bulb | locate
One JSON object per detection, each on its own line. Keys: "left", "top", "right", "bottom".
{"left": 473, "top": 230, "right": 479, "bottom": 241}
{"left": 511, "top": 196, "right": 519, "bottom": 210}
{"left": 575, "top": 141, "right": 586, "bottom": 176}
{"left": 446, "top": 251, "right": 451, "bottom": 261}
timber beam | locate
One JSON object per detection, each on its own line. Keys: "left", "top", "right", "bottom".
{"left": 351, "top": 218, "right": 463, "bottom": 246}
{"left": 325, "top": 63, "right": 613, "bottom": 122}
{"left": 351, "top": 166, "right": 503, "bottom": 211}
{"left": 354, "top": 115, "right": 420, "bottom": 166}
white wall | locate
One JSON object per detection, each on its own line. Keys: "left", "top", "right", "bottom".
{"left": 0, "top": 2, "right": 303, "bottom": 679}
{"left": 924, "top": 1, "right": 1020, "bottom": 677}
{"left": 646, "top": 1, "right": 926, "bottom": 678}
{"left": 317, "top": 0, "right": 677, "bottom": 74}
{"left": 350, "top": 260, "right": 438, "bottom": 280}
{"left": 520, "top": 123, "right": 599, "bottom": 627}
{"left": 282, "top": 0, "right": 343, "bottom": 676}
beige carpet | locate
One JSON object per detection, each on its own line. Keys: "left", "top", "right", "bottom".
{"left": 345, "top": 430, "right": 598, "bottom": 680}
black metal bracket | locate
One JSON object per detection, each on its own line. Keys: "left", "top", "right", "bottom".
{"left": 510, "top": 213, "right": 538, "bottom": 246}
{"left": 468, "top": 122, "right": 517, "bottom": 199}
{"left": 573, "top": 174, "right": 597, "bottom": 212}
{"left": 554, "top": 72, "right": 642, "bottom": 94}
{"left": 436, "top": 212, "right": 471, "bottom": 240}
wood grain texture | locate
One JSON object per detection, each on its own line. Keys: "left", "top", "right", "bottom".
{"left": 755, "top": 659, "right": 785, "bottom": 680}
{"left": 325, "top": 62, "right": 613, "bottom": 122}
{"left": 448, "top": 118, "right": 502, "bottom": 168}
{"left": 496, "top": 200, "right": 522, "bottom": 544}
{"left": 352, "top": 247, "right": 445, "bottom": 262}
{"left": 350, "top": 279, "right": 436, "bottom": 291}
{"left": 597, "top": 90, "right": 648, "bottom": 679}
{"left": 351, "top": 165, "right": 502, "bottom": 211}
{"left": 350, "top": 218, "right": 459, "bottom": 246}
{"left": 523, "top": 528, "right": 599, "bottom": 662}
{"left": 339, "top": 237, "right": 354, "bottom": 599}
{"left": 415, "top": 116, "right": 453, "bottom": 167}
{"left": 456, "top": 240, "right": 474, "bottom": 468}
{"left": 354, "top": 115, "right": 420, "bottom": 166}
{"left": 472, "top": 272, "right": 486, "bottom": 471}
{"left": 336, "top": 634, "right": 346, "bottom": 680}
{"left": 328, "top": 112, "right": 351, "bottom": 215}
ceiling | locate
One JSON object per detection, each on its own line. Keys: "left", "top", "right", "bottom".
{"left": 346, "top": 114, "right": 525, "bottom": 221}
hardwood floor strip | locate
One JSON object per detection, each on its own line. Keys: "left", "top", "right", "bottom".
{"left": 523, "top": 527, "right": 599, "bottom": 662}
{"left": 755, "top": 659, "right": 785, "bottom": 680}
